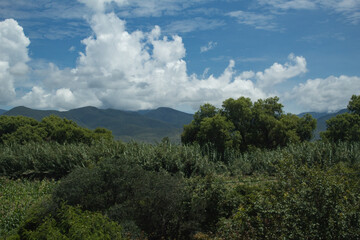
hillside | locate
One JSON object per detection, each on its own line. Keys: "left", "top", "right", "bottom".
{"left": 3, "top": 106, "right": 193, "bottom": 142}
{"left": 0, "top": 109, "right": 6, "bottom": 115}
{"left": 139, "top": 107, "right": 193, "bottom": 128}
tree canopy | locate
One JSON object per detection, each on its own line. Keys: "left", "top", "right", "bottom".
{"left": 182, "top": 96, "right": 316, "bottom": 153}
{"left": 321, "top": 95, "right": 360, "bottom": 142}
{"left": 0, "top": 115, "right": 113, "bottom": 145}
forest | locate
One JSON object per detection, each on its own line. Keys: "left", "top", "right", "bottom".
{"left": 1, "top": 95, "right": 360, "bottom": 239}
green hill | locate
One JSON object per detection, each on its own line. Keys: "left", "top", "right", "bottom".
{"left": 0, "top": 109, "right": 6, "bottom": 115}
{"left": 4, "top": 106, "right": 193, "bottom": 143}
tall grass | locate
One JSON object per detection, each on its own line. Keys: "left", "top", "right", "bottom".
{"left": 1, "top": 140, "right": 360, "bottom": 180}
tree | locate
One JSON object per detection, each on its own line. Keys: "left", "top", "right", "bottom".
{"left": 321, "top": 95, "right": 360, "bottom": 142}
{"left": 197, "top": 114, "right": 241, "bottom": 155}
{"left": 182, "top": 97, "right": 316, "bottom": 153}
{"left": 222, "top": 97, "right": 252, "bottom": 149}
{"left": 0, "top": 115, "right": 114, "bottom": 145}
{"left": 181, "top": 104, "right": 219, "bottom": 145}
{"left": 348, "top": 95, "right": 360, "bottom": 114}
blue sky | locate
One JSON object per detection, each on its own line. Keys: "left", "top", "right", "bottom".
{"left": 0, "top": 0, "right": 359, "bottom": 113}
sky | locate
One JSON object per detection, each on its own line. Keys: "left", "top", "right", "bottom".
{"left": 0, "top": 0, "right": 359, "bottom": 114}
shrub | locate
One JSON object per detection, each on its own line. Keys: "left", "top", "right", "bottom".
{"left": 14, "top": 203, "right": 124, "bottom": 240}
{"left": 216, "top": 160, "right": 360, "bottom": 239}
{"left": 53, "top": 157, "right": 186, "bottom": 239}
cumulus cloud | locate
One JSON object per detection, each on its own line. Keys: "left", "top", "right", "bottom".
{"left": 256, "top": 54, "right": 307, "bottom": 88}
{"left": 2, "top": 12, "right": 342, "bottom": 113}
{"left": 11, "top": 12, "right": 269, "bottom": 110}
{"left": 288, "top": 75, "right": 360, "bottom": 112}
{"left": 0, "top": 18, "right": 30, "bottom": 104}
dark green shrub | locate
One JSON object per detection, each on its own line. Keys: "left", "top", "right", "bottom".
{"left": 216, "top": 160, "right": 360, "bottom": 239}
{"left": 14, "top": 203, "right": 124, "bottom": 240}
{"left": 53, "top": 157, "right": 186, "bottom": 239}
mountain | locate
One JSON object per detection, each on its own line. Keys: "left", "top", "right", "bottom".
{"left": 139, "top": 107, "right": 193, "bottom": 128}
{"left": 0, "top": 109, "right": 6, "bottom": 115}
{"left": 298, "top": 109, "right": 348, "bottom": 140}
{"left": 4, "top": 106, "right": 193, "bottom": 143}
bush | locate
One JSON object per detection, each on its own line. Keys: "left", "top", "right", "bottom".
{"left": 216, "top": 160, "right": 360, "bottom": 239}
{"left": 0, "top": 177, "right": 56, "bottom": 237}
{"left": 53, "top": 157, "right": 186, "bottom": 239}
{"left": 13, "top": 203, "right": 124, "bottom": 240}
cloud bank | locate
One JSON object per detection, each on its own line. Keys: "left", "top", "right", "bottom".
{"left": 11, "top": 12, "right": 270, "bottom": 111}
{"left": 0, "top": 19, "right": 30, "bottom": 104}
{"left": 0, "top": 0, "right": 359, "bottom": 113}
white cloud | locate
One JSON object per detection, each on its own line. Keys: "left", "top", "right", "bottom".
{"left": 289, "top": 75, "right": 360, "bottom": 112}
{"left": 260, "top": 0, "right": 360, "bottom": 24}
{"left": 4, "top": 8, "right": 355, "bottom": 114}
{"left": 200, "top": 41, "right": 217, "bottom": 53}
{"left": 12, "top": 12, "right": 268, "bottom": 110}
{"left": 258, "top": 0, "right": 316, "bottom": 10}
{"left": 0, "top": 18, "right": 30, "bottom": 104}
{"left": 227, "top": 10, "right": 279, "bottom": 31}
{"left": 256, "top": 54, "right": 307, "bottom": 88}
{"left": 77, "top": 0, "right": 128, "bottom": 13}
{"left": 164, "top": 18, "right": 224, "bottom": 34}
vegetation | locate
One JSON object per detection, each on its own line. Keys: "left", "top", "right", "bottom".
{"left": 182, "top": 97, "right": 316, "bottom": 154}
{"left": 0, "top": 177, "right": 56, "bottom": 237}
{"left": 1, "top": 95, "right": 360, "bottom": 239}
{"left": 0, "top": 115, "right": 113, "bottom": 145}
{"left": 321, "top": 95, "right": 360, "bottom": 142}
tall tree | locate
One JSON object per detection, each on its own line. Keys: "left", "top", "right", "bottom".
{"left": 321, "top": 95, "right": 360, "bottom": 142}
{"left": 182, "top": 97, "right": 316, "bottom": 154}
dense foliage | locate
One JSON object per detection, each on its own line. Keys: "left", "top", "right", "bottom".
{"left": 321, "top": 95, "right": 360, "bottom": 142}
{"left": 0, "top": 178, "right": 56, "bottom": 237}
{"left": 0, "top": 115, "right": 113, "bottom": 145}
{"left": 2, "top": 95, "right": 360, "bottom": 239}
{"left": 14, "top": 204, "right": 124, "bottom": 240}
{"left": 1, "top": 140, "right": 360, "bottom": 239}
{"left": 182, "top": 97, "right": 316, "bottom": 154}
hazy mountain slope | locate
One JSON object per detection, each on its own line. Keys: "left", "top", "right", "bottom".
{"left": 3, "top": 106, "right": 192, "bottom": 142}
{"left": 0, "top": 109, "right": 6, "bottom": 115}
{"left": 4, "top": 106, "right": 64, "bottom": 121}
{"left": 140, "top": 107, "right": 193, "bottom": 128}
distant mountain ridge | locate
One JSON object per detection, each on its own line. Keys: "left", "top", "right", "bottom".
{"left": 0, "top": 109, "right": 6, "bottom": 115}
{"left": 3, "top": 106, "right": 193, "bottom": 143}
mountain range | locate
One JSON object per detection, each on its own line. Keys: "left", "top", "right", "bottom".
{"left": 0, "top": 106, "right": 193, "bottom": 142}
{"left": 0, "top": 106, "right": 348, "bottom": 142}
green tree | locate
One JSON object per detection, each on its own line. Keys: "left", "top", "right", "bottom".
{"left": 348, "top": 95, "right": 360, "bottom": 114}
{"left": 322, "top": 95, "right": 360, "bottom": 142}
{"left": 197, "top": 114, "right": 241, "bottom": 155}
{"left": 0, "top": 115, "right": 114, "bottom": 145}
{"left": 222, "top": 97, "right": 252, "bottom": 150}
{"left": 182, "top": 97, "right": 316, "bottom": 153}
{"left": 0, "top": 116, "right": 40, "bottom": 144}
{"left": 181, "top": 104, "right": 218, "bottom": 145}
